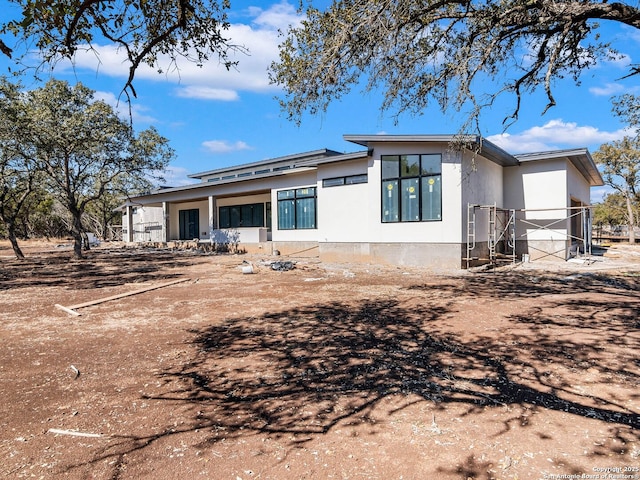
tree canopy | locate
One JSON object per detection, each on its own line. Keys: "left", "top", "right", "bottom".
{"left": 271, "top": 0, "right": 640, "bottom": 128}
{"left": 593, "top": 135, "right": 640, "bottom": 243}
{"left": 0, "top": 0, "right": 243, "bottom": 98}
{"left": 0, "top": 77, "right": 39, "bottom": 258}
{"left": 0, "top": 78, "right": 175, "bottom": 258}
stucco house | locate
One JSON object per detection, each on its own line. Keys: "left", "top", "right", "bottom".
{"left": 120, "top": 134, "right": 603, "bottom": 269}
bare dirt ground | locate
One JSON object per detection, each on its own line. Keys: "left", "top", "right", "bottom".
{"left": 1, "top": 239, "right": 639, "bottom": 480}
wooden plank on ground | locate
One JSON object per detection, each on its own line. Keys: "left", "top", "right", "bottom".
{"left": 56, "top": 277, "right": 191, "bottom": 315}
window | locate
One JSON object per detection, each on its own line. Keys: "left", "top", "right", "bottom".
{"left": 381, "top": 154, "right": 442, "bottom": 222}
{"left": 219, "top": 203, "right": 265, "bottom": 228}
{"left": 179, "top": 209, "right": 200, "bottom": 239}
{"left": 277, "top": 187, "right": 317, "bottom": 230}
{"left": 322, "top": 173, "right": 368, "bottom": 187}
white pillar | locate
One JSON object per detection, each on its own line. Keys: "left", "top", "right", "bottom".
{"left": 162, "top": 202, "right": 170, "bottom": 243}
{"left": 125, "top": 205, "right": 133, "bottom": 242}
{"left": 208, "top": 196, "right": 216, "bottom": 241}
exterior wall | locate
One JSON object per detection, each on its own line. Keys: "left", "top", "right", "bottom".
{"left": 170, "top": 199, "right": 209, "bottom": 240}
{"left": 216, "top": 193, "right": 271, "bottom": 210}
{"left": 504, "top": 159, "right": 571, "bottom": 260}
{"left": 318, "top": 242, "right": 463, "bottom": 269}
{"left": 123, "top": 206, "right": 164, "bottom": 242}
{"left": 461, "top": 150, "right": 504, "bottom": 244}
{"left": 567, "top": 161, "right": 591, "bottom": 206}
{"left": 270, "top": 171, "right": 322, "bottom": 243}
{"left": 316, "top": 158, "right": 372, "bottom": 242}
{"left": 363, "top": 142, "right": 464, "bottom": 245}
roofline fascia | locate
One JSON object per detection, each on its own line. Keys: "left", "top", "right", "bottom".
{"left": 188, "top": 148, "right": 342, "bottom": 179}
{"left": 343, "top": 134, "right": 518, "bottom": 167}
{"left": 515, "top": 148, "right": 604, "bottom": 186}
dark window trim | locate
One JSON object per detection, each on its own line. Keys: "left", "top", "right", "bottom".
{"left": 380, "top": 154, "right": 442, "bottom": 223}
{"left": 322, "top": 173, "right": 368, "bottom": 187}
{"left": 218, "top": 203, "right": 265, "bottom": 228}
{"left": 277, "top": 186, "right": 317, "bottom": 230}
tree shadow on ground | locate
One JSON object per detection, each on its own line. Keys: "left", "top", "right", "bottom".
{"left": 78, "top": 281, "right": 639, "bottom": 476}
{"left": 408, "top": 270, "right": 640, "bottom": 299}
{"left": 0, "top": 248, "right": 202, "bottom": 290}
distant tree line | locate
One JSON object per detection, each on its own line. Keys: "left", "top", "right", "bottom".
{"left": 0, "top": 77, "right": 174, "bottom": 259}
{"left": 594, "top": 95, "right": 640, "bottom": 244}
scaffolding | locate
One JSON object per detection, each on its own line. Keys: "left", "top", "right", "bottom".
{"left": 465, "top": 203, "right": 516, "bottom": 269}
{"left": 465, "top": 203, "right": 593, "bottom": 269}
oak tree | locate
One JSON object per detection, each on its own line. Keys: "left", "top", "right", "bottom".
{"left": 593, "top": 136, "right": 640, "bottom": 243}
{"left": 0, "top": 77, "right": 40, "bottom": 259}
{"left": 25, "top": 79, "right": 174, "bottom": 258}
{"left": 1, "top": 0, "right": 243, "bottom": 99}
{"left": 271, "top": 0, "right": 640, "bottom": 128}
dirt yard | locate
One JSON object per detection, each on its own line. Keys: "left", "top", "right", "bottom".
{"left": 1, "top": 240, "right": 639, "bottom": 480}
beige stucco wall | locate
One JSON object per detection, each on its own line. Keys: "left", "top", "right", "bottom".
{"left": 566, "top": 160, "right": 591, "bottom": 206}
{"left": 170, "top": 199, "right": 209, "bottom": 240}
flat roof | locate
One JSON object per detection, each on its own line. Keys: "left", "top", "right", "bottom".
{"left": 189, "top": 148, "right": 343, "bottom": 179}
{"left": 343, "top": 134, "right": 519, "bottom": 167}
{"left": 515, "top": 148, "right": 604, "bottom": 186}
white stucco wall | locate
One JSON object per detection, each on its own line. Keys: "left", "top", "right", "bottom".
{"left": 360, "top": 142, "right": 464, "bottom": 244}
{"left": 504, "top": 159, "right": 568, "bottom": 213}
{"left": 460, "top": 151, "right": 505, "bottom": 243}
{"left": 504, "top": 159, "right": 570, "bottom": 243}
{"left": 316, "top": 159, "right": 371, "bottom": 242}
{"left": 566, "top": 160, "right": 591, "bottom": 206}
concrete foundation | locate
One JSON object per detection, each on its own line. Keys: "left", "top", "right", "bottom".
{"left": 318, "top": 242, "right": 464, "bottom": 269}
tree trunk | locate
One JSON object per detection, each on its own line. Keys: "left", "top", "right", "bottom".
{"left": 626, "top": 194, "right": 636, "bottom": 244}
{"left": 71, "top": 211, "right": 84, "bottom": 259}
{"left": 81, "top": 231, "right": 91, "bottom": 251}
{"left": 7, "top": 221, "right": 25, "bottom": 260}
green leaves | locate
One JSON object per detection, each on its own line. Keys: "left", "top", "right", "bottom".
{"left": 271, "top": 0, "right": 639, "bottom": 128}
{"left": 1, "top": 0, "right": 240, "bottom": 98}
{"left": 0, "top": 77, "right": 174, "bottom": 257}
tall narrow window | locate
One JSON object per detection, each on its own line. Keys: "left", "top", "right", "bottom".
{"left": 381, "top": 154, "right": 442, "bottom": 222}
{"left": 277, "top": 187, "right": 317, "bottom": 230}
{"left": 179, "top": 209, "right": 200, "bottom": 239}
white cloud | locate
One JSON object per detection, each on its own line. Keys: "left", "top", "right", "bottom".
{"left": 590, "top": 186, "right": 613, "bottom": 204}
{"left": 175, "top": 86, "right": 239, "bottom": 101}
{"left": 93, "top": 90, "right": 158, "bottom": 124}
{"left": 202, "top": 140, "right": 253, "bottom": 153}
{"left": 159, "top": 166, "right": 198, "bottom": 187}
{"left": 249, "top": 1, "right": 302, "bottom": 30}
{"left": 589, "top": 82, "right": 626, "bottom": 97}
{"left": 59, "top": 1, "right": 303, "bottom": 99}
{"left": 487, "top": 119, "right": 629, "bottom": 153}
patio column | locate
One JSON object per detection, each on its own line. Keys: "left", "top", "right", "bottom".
{"left": 125, "top": 205, "right": 133, "bottom": 242}
{"left": 208, "top": 195, "right": 217, "bottom": 241}
{"left": 162, "top": 202, "right": 170, "bottom": 243}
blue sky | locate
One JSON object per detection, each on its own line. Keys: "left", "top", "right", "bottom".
{"left": 1, "top": 0, "right": 639, "bottom": 202}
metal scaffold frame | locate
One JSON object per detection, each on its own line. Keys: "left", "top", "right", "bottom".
{"left": 466, "top": 203, "right": 516, "bottom": 269}
{"left": 465, "top": 203, "right": 594, "bottom": 269}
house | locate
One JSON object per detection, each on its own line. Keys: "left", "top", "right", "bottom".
{"left": 120, "top": 134, "right": 604, "bottom": 269}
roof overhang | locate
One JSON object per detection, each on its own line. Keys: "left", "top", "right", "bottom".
{"left": 515, "top": 148, "right": 604, "bottom": 186}
{"left": 296, "top": 150, "right": 369, "bottom": 167}
{"left": 343, "top": 134, "right": 519, "bottom": 167}
{"left": 188, "top": 148, "right": 342, "bottom": 180}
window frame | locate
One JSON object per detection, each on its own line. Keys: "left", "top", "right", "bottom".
{"left": 218, "top": 203, "right": 265, "bottom": 229}
{"left": 322, "top": 173, "right": 368, "bottom": 188}
{"left": 381, "top": 154, "right": 442, "bottom": 223}
{"left": 277, "top": 187, "right": 317, "bottom": 230}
